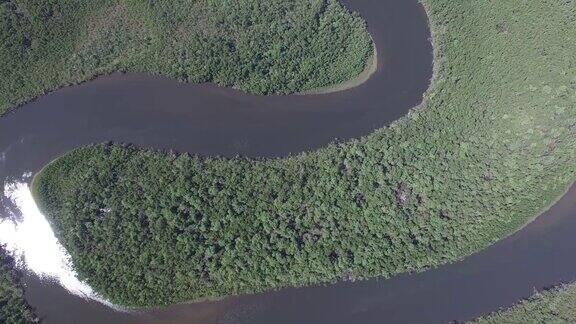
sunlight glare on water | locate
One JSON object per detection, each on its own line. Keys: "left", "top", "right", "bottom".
{"left": 0, "top": 179, "right": 111, "bottom": 305}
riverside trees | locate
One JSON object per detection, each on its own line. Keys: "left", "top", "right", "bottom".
{"left": 32, "top": 0, "right": 576, "bottom": 308}
{"left": 0, "top": 0, "right": 373, "bottom": 114}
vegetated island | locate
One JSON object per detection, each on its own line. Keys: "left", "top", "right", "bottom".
{"left": 0, "top": 0, "right": 374, "bottom": 115}
{"left": 0, "top": 246, "right": 39, "bottom": 324}
{"left": 32, "top": 0, "right": 576, "bottom": 308}
{"left": 470, "top": 282, "right": 576, "bottom": 323}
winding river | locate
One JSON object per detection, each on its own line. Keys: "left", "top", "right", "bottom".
{"left": 0, "top": 0, "right": 574, "bottom": 323}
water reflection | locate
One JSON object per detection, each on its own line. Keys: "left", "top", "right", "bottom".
{"left": 0, "top": 177, "right": 109, "bottom": 306}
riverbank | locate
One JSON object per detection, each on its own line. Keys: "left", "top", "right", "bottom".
{"left": 299, "top": 44, "right": 377, "bottom": 95}
{"left": 0, "top": 0, "right": 373, "bottom": 115}
{"left": 32, "top": 0, "right": 576, "bottom": 308}
{"left": 472, "top": 282, "right": 576, "bottom": 323}
{"left": 0, "top": 246, "right": 39, "bottom": 323}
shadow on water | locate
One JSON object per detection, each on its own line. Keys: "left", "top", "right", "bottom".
{"left": 0, "top": 0, "right": 573, "bottom": 323}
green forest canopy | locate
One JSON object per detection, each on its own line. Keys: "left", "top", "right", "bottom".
{"left": 0, "top": 0, "right": 373, "bottom": 114}
{"left": 0, "top": 246, "right": 39, "bottom": 324}
{"left": 33, "top": 0, "right": 576, "bottom": 307}
{"left": 472, "top": 283, "right": 576, "bottom": 323}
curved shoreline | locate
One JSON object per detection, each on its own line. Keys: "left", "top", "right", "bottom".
{"left": 3, "top": 0, "right": 576, "bottom": 324}
{"left": 0, "top": 0, "right": 374, "bottom": 117}
{"left": 24, "top": 0, "right": 413, "bottom": 311}
{"left": 298, "top": 44, "right": 378, "bottom": 95}
{"left": 1, "top": 44, "right": 379, "bottom": 119}
{"left": 1, "top": 0, "right": 435, "bottom": 318}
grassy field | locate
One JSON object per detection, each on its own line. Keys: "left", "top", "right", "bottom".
{"left": 32, "top": 0, "right": 576, "bottom": 308}
{"left": 0, "top": 246, "right": 38, "bottom": 324}
{"left": 0, "top": 0, "right": 373, "bottom": 115}
{"left": 472, "top": 283, "right": 576, "bottom": 323}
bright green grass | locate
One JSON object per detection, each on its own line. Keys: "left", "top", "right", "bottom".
{"left": 472, "top": 283, "right": 576, "bottom": 324}
{"left": 0, "top": 0, "right": 373, "bottom": 115}
{"left": 33, "top": 0, "right": 576, "bottom": 308}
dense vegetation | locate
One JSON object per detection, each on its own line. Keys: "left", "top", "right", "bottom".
{"left": 0, "top": 246, "right": 39, "bottom": 324}
{"left": 0, "top": 0, "right": 373, "bottom": 115}
{"left": 32, "top": 0, "right": 576, "bottom": 307}
{"left": 472, "top": 283, "right": 576, "bottom": 323}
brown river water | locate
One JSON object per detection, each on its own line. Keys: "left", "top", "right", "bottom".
{"left": 0, "top": 0, "right": 574, "bottom": 323}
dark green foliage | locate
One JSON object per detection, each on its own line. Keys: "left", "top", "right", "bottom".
{"left": 0, "top": 246, "right": 39, "bottom": 324}
{"left": 32, "top": 0, "right": 576, "bottom": 308}
{"left": 472, "top": 283, "right": 576, "bottom": 323}
{"left": 0, "top": 0, "right": 373, "bottom": 114}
